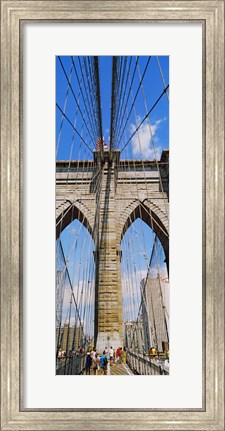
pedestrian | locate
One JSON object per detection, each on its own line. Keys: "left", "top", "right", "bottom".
{"left": 120, "top": 347, "right": 124, "bottom": 363}
{"left": 109, "top": 346, "right": 114, "bottom": 365}
{"left": 91, "top": 348, "right": 97, "bottom": 360}
{"left": 164, "top": 359, "right": 169, "bottom": 368}
{"left": 85, "top": 352, "right": 92, "bottom": 375}
{"left": 96, "top": 353, "right": 101, "bottom": 374}
{"left": 157, "top": 356, "right": 164, "bottom": 375}
{"left": 100, "top": 350, "right": 108, "bottom": 375}
{"left": 91, "top": 348, "right": 98, "bottom": 375}
{"left": 123, "top": 347, "right": 126, "bottom": 363}
{"left": 116, "top": 347, "right": 121, "bottom": 363}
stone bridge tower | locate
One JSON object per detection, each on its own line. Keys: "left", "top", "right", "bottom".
{"left": 56, "top": 149, "right": 169, "bottom": 352}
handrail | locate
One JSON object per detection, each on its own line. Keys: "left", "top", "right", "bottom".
{"left": 126, "top": 349, "right": 169, "bottom": 375}
{"left": 56, "top": 353, "right": 86, "bottom": 375}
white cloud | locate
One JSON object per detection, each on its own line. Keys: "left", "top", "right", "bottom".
{"left": 121, "top": 268, "right": 148, "bottom": 292}
{"left": 58, "top": 278, "right": 95, "bottom": 326}
{"left": 148, "top": 265, "right": 168, "bottom": 279}
{"left": 103, "top": 128, "right": 110, "bottom": 143}
{"left": 130, "top": 118, "right": 164, "bottom": 159}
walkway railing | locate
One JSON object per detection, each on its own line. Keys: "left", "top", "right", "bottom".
{"left": 126, "top": 349, "right": 169, "bottom": 375}
{"left": 56, "top": 351, "right": 169, "bottom": 375}
{"left": 56, "top": 354, "right": 86, "bottom": 375}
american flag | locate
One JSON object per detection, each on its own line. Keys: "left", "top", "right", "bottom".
{"left": 96, "top": 137, "right": 108, "bottom": 151}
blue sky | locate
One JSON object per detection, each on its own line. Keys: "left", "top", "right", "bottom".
{"left": 56, "top": 56, "right": 169, "bottom": 160}
{"left": 56, "top": 56, "right": 169, "bottom": 335}
{"left": 99, "top": 56, "right": 169, "bottom": 160}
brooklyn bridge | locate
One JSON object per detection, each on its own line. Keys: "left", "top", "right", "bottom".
{"left": 56, "top": 56, "right": 169, "bottom": 375}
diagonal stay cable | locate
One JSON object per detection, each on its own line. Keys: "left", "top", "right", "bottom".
{"left": 87, "top": 56, "right": 103, "bottom": 143}
{"left": 156, "top": 56, "right": 169, "bottom": 101}
{"left": 113, "top": 57, "right": 125, "bottom": 130}
{"left": 116, "top": 56, "right": 151, "bottom": 148}
{"left": 94, "top": 56, "right": 104, "bottom": 158}
{"left": 56, "top": 103, "right": 93, "bottom": 152}
{"left": 58, "top": 56, "right": 96, "bottom": 147}
{"left": 109, "top": 56, "right": 117, "bottom": 156}
{"left": 87, "top": 56, "right": 102, "bottom": 139}
{"left": 77, "top": 56, "right": 98, "bottom": 139}
{"left": 83, "top": 57, "right": 99, "bottom": 137}
{"left": 71, "top": 56, "right": 98, "bottom": 142}
{"left": 56, "top": 61, "right": 73, "bottom": 158}
{"left": 120, "top": 84, "right": 169, "bottom": 154}
{"left": 110, "top": 56, "right": 131, "bottom": 154}
{"left": 113, "top": 56, "right": 139, "bottom": 147}
{"left": 113, "top": 56, "right": 131, "bottom": 143}
{"left": 59, "top": 239, "right": 84, "bottom": 331}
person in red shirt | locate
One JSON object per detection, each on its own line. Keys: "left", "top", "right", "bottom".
{"left": 116, "top": 347, "right": 121, "bottom": 363}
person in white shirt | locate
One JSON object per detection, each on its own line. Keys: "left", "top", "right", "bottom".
{"left": 109, "top": 346, "right": 114, "bottom": 365}
{"left": 91, "top": 348, "right": 97, "bottom": 375}
{"left": 91, "top": 348, "right": 97, "bottom": 360}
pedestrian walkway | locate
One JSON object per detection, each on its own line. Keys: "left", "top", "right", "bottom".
{"left": 109, "top": 363, "right": 133, "bottom": 375}
{"left": 86, "top": 362, "right": 133, "bottom": 375}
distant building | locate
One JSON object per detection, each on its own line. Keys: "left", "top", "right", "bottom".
{"left": 124, "top": 316, "right": 144, "bottom": 352}
{"left": 74, "top": 325, "right": 83, "bottom": 351}
{"left": 56, "top": 270, "right": 65, "bottom": 327}
{"left": 56, "top": 323, "right": 83, "bottom": 354}
{"left": 141, "top": 276, "right": 169, "bottom": 352}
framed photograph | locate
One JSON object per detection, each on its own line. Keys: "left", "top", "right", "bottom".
{"left": 55, "top": 54, "right": 170, "bottom": 378}
{"left": 1, "top": 1, "right": 224, "bottom": 430}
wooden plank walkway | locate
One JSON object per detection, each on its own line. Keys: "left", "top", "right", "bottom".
{"left": 86, "top": 362, "right": 133, "bottom": 375}
{"left": 109, "top": 363, "right": 133, "bottom": 375}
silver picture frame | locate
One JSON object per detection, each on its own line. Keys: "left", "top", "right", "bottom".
{"left": 1, "top": 1, "right": 224, "bottom": 430}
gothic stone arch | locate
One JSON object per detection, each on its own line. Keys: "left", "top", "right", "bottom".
{"left": 56, "top": 150, "right": 169, "bottom": 350}
{"left": 56, "top": 199, "right": 95, "bottom": 241}
{"left": 119, "top": 199, "right": 169, "bottom": 271}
